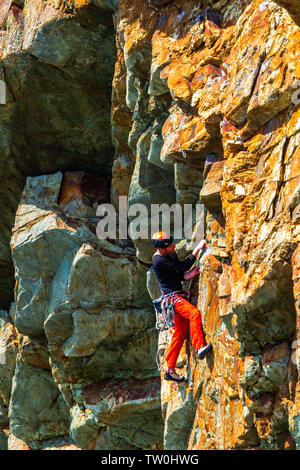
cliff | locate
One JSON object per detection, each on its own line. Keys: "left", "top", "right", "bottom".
{"left": 0, "top": 0, "right": 299, "bottom": 450}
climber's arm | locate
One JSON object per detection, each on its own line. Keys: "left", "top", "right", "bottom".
{"left": 183, "top": 266, "right": 200, "bottom": 280}
{"left": 160, "top": 253, "right": 197, "bottom": 273}
{"left": 192, "top": 239, "right": 207, "bottom": 257}
{"left": 182, "top": 240, "right": 207, "bottom": 280}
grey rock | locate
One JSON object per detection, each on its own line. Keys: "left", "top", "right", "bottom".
{"left": 128, "top": 129, "right": 176, "bottom": 263}
{"left": 75, "top": 376, "right": 163, "bottom": 449}
{"left": 0, "top": 430, "right": 8, "bottom": 450}
{"left": 92, "top": 0, "right": 117, "bottom": 10}
{"left": 0, "top": 1, "right": 116, "bottom": 306}
{"left": 61, "top": 308, "right": 155, "bottom": 358}
{"left": 9, "top": 361, "right": 70, "bottom": 443}
{"left": 148, "top": 0, "right": 174, "bottom": 7}
{"left": 148, "top": 60, "right": 170, "bottom": 96}
{"left": 148, "top": 119, "right": 174, "bottom": 172}
{"left": 147, "top": 267, "right": 162, "bottom": 301}
{"left": 242, "top": 355, "right": 262, "bottom": 388}
{"left": 0, "top": 311, "right": 17, "bottom": 423}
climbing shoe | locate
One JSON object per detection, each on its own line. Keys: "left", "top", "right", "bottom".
{"left": 197, "top": 343, "right": 212, "bottom": 360}
{"left": 164, "top": 372, "right": 185, "bottom": 383}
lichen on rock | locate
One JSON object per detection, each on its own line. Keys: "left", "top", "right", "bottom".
{"left": 0, "top": 0, "right": 299, "bottom": 451}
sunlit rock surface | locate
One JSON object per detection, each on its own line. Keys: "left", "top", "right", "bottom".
{"left": 113, "top": 0, "right": 300, "bottom": 450}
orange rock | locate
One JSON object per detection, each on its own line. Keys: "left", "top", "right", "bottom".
{"left": 8, "top": 434, "right": 32, "bottom": 451}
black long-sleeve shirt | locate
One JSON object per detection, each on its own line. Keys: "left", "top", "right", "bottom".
{"left": 151, "top": 252, "right": 196, "bottom": 295}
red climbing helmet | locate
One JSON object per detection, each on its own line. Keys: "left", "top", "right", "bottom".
{"left": 152, "top": 231, "right": 173, "bottom": 249}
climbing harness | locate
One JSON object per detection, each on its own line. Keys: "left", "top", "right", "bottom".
{"left": 153, "top": 290, "right": 187, "bottom": 331}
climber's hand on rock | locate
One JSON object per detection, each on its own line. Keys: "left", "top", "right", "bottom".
{"left": 192, "top": 239, "right": 207, "bottom": 257}
{"left": 184, "top": 266, "right": 200, "bottom": 280}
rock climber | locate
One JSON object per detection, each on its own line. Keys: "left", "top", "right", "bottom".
{"left": 151, "top": 231, "right": 212, "bottom": 382}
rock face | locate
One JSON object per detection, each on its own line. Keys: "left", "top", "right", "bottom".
{"left": 0, "top": 0, "right": 299, "bottom": 451}
{"left": 113, "top": 0, "right": 300, "bottom": 450}
{"left": 0, "top": 0, "right": 116, "bottom": 307}
{"left": 6, "top": 171, "right": 163, "bottom": 449}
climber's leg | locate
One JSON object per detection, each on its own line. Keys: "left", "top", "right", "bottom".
{"left": 173, "top": 297, "right": 206, "bottom": 351}
{"left": 164, "top": 310, "right": 189, "bottom": 370}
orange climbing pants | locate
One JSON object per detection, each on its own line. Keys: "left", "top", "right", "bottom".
{"left": 164, "top": 296, "right": 205, "bottom": 369}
